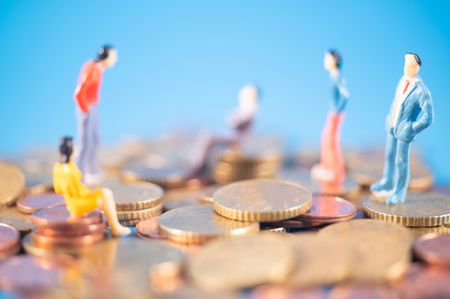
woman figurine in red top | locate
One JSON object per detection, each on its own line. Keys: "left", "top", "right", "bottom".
{"left": 74, "top": 45, "right": 117, "bottom": 184}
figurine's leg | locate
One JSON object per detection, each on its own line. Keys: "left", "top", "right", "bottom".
{"left": 100, "top": 188, "right": 131, "bottom": 237}
{"left": 370, "top": 129, "right": 397, "bottom": 193}
{"left": 331, "top": 113, "right": 345, "bottom": 184}
{"left": 76, "top": 109, "right": 89, "bottom": 175}
{"left": 88, "top": 105, "right": 100, "bottom": 175}
{"left": 386, "top": 140, "right": 411, "bottom": 205}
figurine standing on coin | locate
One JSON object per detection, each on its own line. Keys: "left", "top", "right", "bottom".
{"left": 371, "top": 53, "right": 434, "bottom": 204}
{"left": 74, "top": 45, "right": 117, "bottom": 184}
{"left": 53, "top": 136, "right": 131, "bottom": 236}
{"left": 311, "top": 50, "right": 349, "bottom": 187}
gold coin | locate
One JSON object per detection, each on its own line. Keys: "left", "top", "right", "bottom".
{"left": 212, "top": 179, "right": 312, "bottom": 222}
{"left": 116, "top": 203, "right": 163, "bottom": 220}
{"left": 319, "top": 219, "right": 413, "bottom": 283}
{"left": 284, "top": 233, "right": 350, "bottom": 287}
{"left": 101, "top": 179, "right": 164, "bottom": 211}
{"left": 0, "top": 162, "right": 25, "bottom": 206}
{"left": 188, "top": 233, "right": 294, "bottom": 291}
{"left": 408, "top": 226, "right": 450, "bottom": 239}
{"left": 158, "top": 205, "right": 259, "bottom": 244}
{"left": 363, "top": 193, "right": 450, "bottom": 227}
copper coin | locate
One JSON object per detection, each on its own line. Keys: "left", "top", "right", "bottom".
{"left": 31, "top": 206, "right": 103, "bottom": 227}
{"left": 136, "top": 217, "right": 165, "bottom": 239}
{"left": 16, "top": 193, "right": 65, "bottom": 214}
{"left": 32, "top": 230, "right": 104, "bottom": 248}
{"left": 0, "top": 243, "right": 20, "bottom": 259}
{"left": 296, "top": 195, "right": 357, "bottom": 222}
{"left": 37, "top": 221, "right": 106, "bottom": 237}
{"left": 393, "top": 263, "right": 450, "bottom": 299}
{"left": 251, "top": 285, "right": 329, "bottom": 299}
{"left": 263, "top": 219, "right": 325, "bottom": 230}
{"left": 0, "top": 255, "right": 68, "bottom": 291}
{"left": 414, "top": 233, "right": 450, "bottom": 267}
{"left": 0, "top": 223, "right": 20, "bottom": 251}
{"left": 329, "top": 284, "right": 397, "bottom": 299}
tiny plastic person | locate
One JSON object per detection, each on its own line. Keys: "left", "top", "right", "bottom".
{"left": 371, "top": 53, "right": 434, "bottom": 204}
{"left": 74, "top": 45, "right": 117, "bottom": 184}
{"left": 229, "top": 84, "right": 260, "bottom": 140}
{"left": 53, "top": 136, "right": 131, "bottom": 237}
{"left": 311, "top": 50, "right": 349, "bottom": 187}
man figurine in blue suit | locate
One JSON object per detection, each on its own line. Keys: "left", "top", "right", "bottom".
{"left": 371, "top": 53, "right": 434, "bottom": 205}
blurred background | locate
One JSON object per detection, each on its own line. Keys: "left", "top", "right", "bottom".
{"left": 0, "top": 0, "right": 449, "bottom": 183}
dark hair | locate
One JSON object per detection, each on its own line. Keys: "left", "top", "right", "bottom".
{"left": 59, "top": 136, "right": 73, "bottom": 164}
{"left": 327, "top": 49, "right": 342, "bottom": 69}
{"left": 95, "top": 44, "right": 115, "bottom": 62}
{"left": 406, "top": 52, "right": 421, "bottom": 66}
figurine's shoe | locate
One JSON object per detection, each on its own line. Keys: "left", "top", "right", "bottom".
{"left": 386, "top": 191, "right": 406, "bottom": 205}
{"left": 311, "top": 164, "right": 335, "bottom": 182}
{"left": 111, "top": 226, "right": 132, "bottom": 237}
{"left": 370, "top": 179, "right": 393, "bottom": 194}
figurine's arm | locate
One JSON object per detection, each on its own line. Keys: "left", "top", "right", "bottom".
{"left": 73, "top": 65, "right": 100, "bottom": 113}
{"left": 69, "top": 171, "right": 103, "bottom": 199}
{"left": 412, "top": 90, "right": 434, "bottom": 134}
{"left": 333, "top": 79, "right": 349, "bottom": 113}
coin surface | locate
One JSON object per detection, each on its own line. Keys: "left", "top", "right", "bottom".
{"left": 31, "top": 206, "right": 103, "bottom": 227}
{"left": 329, "top": 284, "right": 397, "bottom": 299}
{"left": 0, "top": 215, "right": 35, "bottom": 234}
{"left": 16, "top": 193, "right": 65, "bottom": 214}
{"left": 363, "top": 192, "right": 450, "bottom": 227}
{"left": 158, "top": 205, "right": 259, "bottom": 244}
{"left": 116, "top": 203, "right": 163, "bottom": 220}
{"left": 101, "top": 179, "right": 164, "bottom": 211}
{"left": 408, "top": 225, "right": 450, "bottom": 239}
{"left": 0, "top": 161, "right": 25, "bottom": 206}
{"left": 251, "top": 285, "right": 329, "bottom": 299}
{"left": 213, "top": 179, "right": 312, "bottom": 222}
{"left": 37, "top": 221, "right": 106, "bottom": 237}
{"left": 319, "top": 219, "right": 413, "bottom": 283}
{"left": 295, "top": 195, "right": 356, "bottom": 223}
{"left": 188, "top": 233, "right": 294, "bottom": 291}
{"left": 0, "top": 223, "right": 20, "bottom": 251}
{"left": 22, "top": 234, "right": 90, "bottom": 258}
{"left": 414, "top": 233, "right": 450, "bottom": 267}
{"left": 136, "top": 217, "right": 164, "bottom": 239}
{"left": 32, "top": 230, "right": 104, "bottom": 248}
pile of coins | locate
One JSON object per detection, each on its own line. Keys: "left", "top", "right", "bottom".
{"left": 211, "top": 136, "right": 283, "bottom": 184}
{"left": 102, "top": 180, "right": 164, "bottom": 226}
{"left": 27, "top": 206, "right": 106, "bottom": 252}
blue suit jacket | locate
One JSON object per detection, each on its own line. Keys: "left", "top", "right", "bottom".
{"left": 386, "top": 77, "right": 434, "bottom": 143}
{"left": 330, "top": 74, "right": 349, "bottom": 113}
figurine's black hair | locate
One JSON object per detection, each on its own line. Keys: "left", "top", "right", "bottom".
{"left": 95, "top": 44, "right": 115, "bottom": 62}
{"left": 327, "top": 49, "right": 342, "bottom": 69}
{"left": 406, "top": 52, "right": 422, "bottom": 66}
{"left": 59, "top": 136, "right": 73, "bottom": 164}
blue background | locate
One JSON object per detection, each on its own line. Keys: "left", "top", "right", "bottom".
{"left": 0, "top": 1, "right": 449, "bottom": 183}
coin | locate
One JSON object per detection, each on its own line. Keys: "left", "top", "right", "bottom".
{"left": 408, "top": 225, "right": 450, "bottom": 239}
{"left": 319, "top": 219, "right": 413, "bottom": 283}
{"left": 363, "top": 192, "right": 450, "bottom": 227}
{"left": 0, "top": 215, "right": 35, "bottom": 234}
{"left": 162, "top": 188, "right": 206, "bottom": 211}
{"left": 329, "top": 284, "right": 397, "bottom": 299}
{"left": 284, "top": 233, "right": 350, "bottom": 287}
{"left": 251, "top": 285, "right": 329, "bottom": 299}
{"left": 101, "top": 179, "right": 164, "bottom": 211}
{"left": 295, "top": 195, "right": 357, "bottom": 224}
{"left": 0, "top": 223, "right": 19, "bottom": 251}
{"left": 116, "top": 203, "right": 163, "bottom": 220}
{"left": 37, "top": 221, "right": 106, "bottom": 237}
{"left": 32, "top": 230, "right": 104, "bottom": 248}
{"left": 136, "top": 217, "right": 164, "bottom": 239}
{"left": 392, "top": 263, "right": 450, "bottom": 299}
{"left": 188, "top": 233, "right": 294, "bottom": 291}
{"left": 22, "top": 234, "right": 90, "bottom": 258}
{"left": 16, "top": 193, "right": 65, "bottom": 214}
{"left": 0, "top": 161, "right": 25, "bottom": 206}
{"left": 262, "top": 219, "right": 325, "bottom": 231}
{"left": 414, "top": 233, "right": 450, "bottom": 267}
{"left": 158, "top": 205, "right": 259, "bottom": 244}
{"left": 213, "top": 179, "right": 312, "bottom": 222}
{"left": 31, "top": 206, "right": 103, "bottom": 228}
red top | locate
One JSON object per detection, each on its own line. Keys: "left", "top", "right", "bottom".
{"left": 73, "top": 61, "right": 104, "bottom": 113}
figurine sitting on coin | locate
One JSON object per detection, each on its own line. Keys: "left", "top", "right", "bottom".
{"left": 53, "top": 136, "right": 131, "bottom": 236}
{"left": 371, "top": 53, "right": 434, "bottom": 204}
{"left": 311, "top": 50, "right": 349, "bottom": 187}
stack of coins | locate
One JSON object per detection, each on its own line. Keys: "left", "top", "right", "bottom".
{"left": 211, "top": 136, "right": 283, "bottom": 184}
{"left": 28, "top": 206, "right": 106, "bottom": 250}
{"left": 102, "top": 180, "right": 164, "bottom": 226}
{"left": 0, "top": 223, "right": 20, "bottom": 259}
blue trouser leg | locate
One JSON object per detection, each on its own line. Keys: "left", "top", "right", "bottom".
{"left": 371, "top": 129, "right": 397, "bottom": 192}
{"left": 86, "top": 105, "right": 99, "bottom": 174}
{"left": 76, "top": 108, "right": 90, "bottom": 174}
{"left": 390, "top": 139, "right": 411, "bottom": 203}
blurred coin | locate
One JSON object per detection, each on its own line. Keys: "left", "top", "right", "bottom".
{"left": 408, "top": 225, "right": 450, "bottom": 239}
{"left": 251, "top": 285, "right": 329, "bottom": 299}
{"left": 213, "top": 179, "right": 312, "bottom": 222}
{"left": 363, "top": 192, "right": 450, "bottom": 227}
{"left": 414, "top": 233, "right": 450, "bottom": 267}
{"left": 0, "top": 215, "right": 35, "bottom": 234}
{"left": 188, "top": 233, "right": 294, "bottom": 291}
{"left": 329, "top": 284, "right": 397, "bottom": 299}
{"left": 16, "top": 193, "right": 65, "bottom": 214}
{"left": 31, "top": 206, "right": 103, "bottom": 228}
{"left": 0, "top": 223, "right": 20, "bottom": 253}
{"left": 162, "top": 188, "right": 206, "bottom": 211}
{"left": 32, "top": 230, "right": 103, "bottom": 248}
{"left": 136, "top": 217, "right": 164, "bottom": 239}
{"left": 262, "top": 219, "right": 324, "bottom": 231}
{"left": 101, "top": 179, "right": 163, "bottom": 211}
{"left": 22, "top": 234, "right": 89, "bottom": 258}
{"left": 0, "top": 161, "right": 25, "bottom": 206}
{"left": 296, "top": 195, "right": 356, "bottom": 224}
{"left": 158, "top": 205, "right": 259, "bottom": 244}
{"left": 37, "top": 221, "right": 106, "bottom": 237}
{"left": 116, "top": 203, "right": 162, "bottom": 220}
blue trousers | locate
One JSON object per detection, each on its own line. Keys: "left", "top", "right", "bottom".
{"left": 76, "top": 104, "right": 99, "bottom": 175}
{"left": 380, "top": 128, "right": 411, "bottom": 196}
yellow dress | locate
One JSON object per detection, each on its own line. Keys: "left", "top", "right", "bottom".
{"left": 53, "top": 162, "right": 103, "bottom": 216}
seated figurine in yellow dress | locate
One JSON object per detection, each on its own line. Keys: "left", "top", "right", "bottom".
{"left": 53, "top": 136, "right": 131, "bottom": 237}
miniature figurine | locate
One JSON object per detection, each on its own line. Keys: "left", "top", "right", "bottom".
{"left": 311, "top": 50, "right": 349, "bottom": 187}
{"left": 74, "top": 44, "right": 117, "bottom": 184}
{"left": 371, "top": 53, "right": 434, "bottom": 204}
{"left": 53, "top": 136, "right": 131, "bottom": 237}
